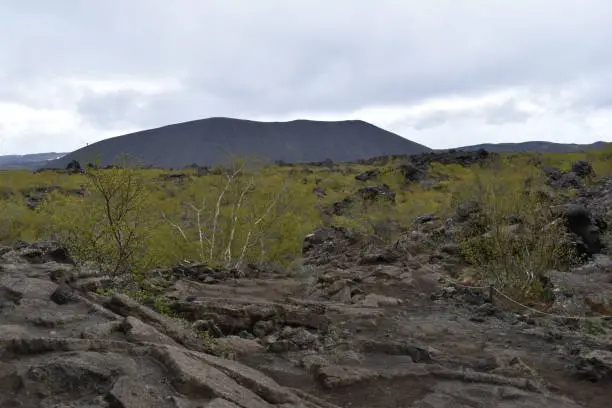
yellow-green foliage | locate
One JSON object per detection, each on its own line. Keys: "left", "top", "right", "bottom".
{"left": 0, "top": 170, "right": 88, "bottom": 243}
{"left": 453, "top": 160, "right": 576, "bottom": 300}
{"left": 329, "top": 162, "right": 451, "bottom": 242}
{"left": 332, "top": 201, "right": 399, "bottom": 242}
{"left": 428, "top": 162, "right": 472, "bottom": 181}
{"left": 589, "top": 145, "right": 612, "bottom": 176}
{"left": 41, "top": 166, "right": 153, "bottom": 276}
{"left": 149, "top": 162, "right": 323, "bottom": 269}
{"left": 540, "top": 152, "right": 588, "bottom": 172}
{"left": 1, "top": 148, "right": 611, "bottom": 278}
{"left": 0, "top": 198, "right": 48, "bottom": 242}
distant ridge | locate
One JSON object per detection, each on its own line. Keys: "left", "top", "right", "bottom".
{"left": 0, "top": 152, "right": 67, "bottom": 170}
{"left": 44, "top": 117, "right": 432, "bottom": 169}
{"left": 457, "top": 141, "right": 609, "bottom": 153}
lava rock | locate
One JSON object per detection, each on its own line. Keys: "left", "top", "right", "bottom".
{"left": 397, "top": 163, "right": 425, "bottom": 182}
{"left": 355, "top": 169, "right": 380, "bottom": 182}
{"left": 563, "top": 204, "right": 605, "bottom": 256}
{"left": 572, "top": 161, "right": 596, "bottom": 179}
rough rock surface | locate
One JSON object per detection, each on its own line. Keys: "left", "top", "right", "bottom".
{"left": 354, "top": 169, "right": 380, "bottom": 182}
{"left": 560, "top": 172, "right": 612, "bottom": 257}
{"left": 357, "top": 148, "right": 493, "bottom": 168}
{"left": 2, "top": 225, "right": 612, "bottom": 407}
{"left": 0, "top": 243, "right": 334, "bottom": 408}
{"left": 572, "top": 161, "right": 596, "bottom": 179}
{"left": 562, "top": 204, "right": 606, "bottom": 256}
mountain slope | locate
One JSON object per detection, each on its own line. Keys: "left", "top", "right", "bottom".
{"left": 44, "top": 117, "right": 431, "bottom": 169}
{"left": 457, "top": 141, "right": 609, "bottom": 153}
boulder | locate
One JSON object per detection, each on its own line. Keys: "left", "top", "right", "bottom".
{"left": 355, "top": 169, "right": 380, "bottom": 182}
{"left": 552, "top": 172, "right": 583, "bottom": 189}
{"left": 410, "top": 148, "right": 491, "bottom": 168}
{"left": 356, "top": 184, "right": 396, "bottom": 204}
{"left": 541, "top": 166, "right": 563, "bottom": 181}
{"left": 563, "top": 204, "right": 605, "bottom": 256}
{"left": 397, "top": 163, "right": 425, "bottom": 182}
{"left": 454, "top": 200, "right": 481, "bottom": 222}
{"left": 572, "top": 161, "right": 596, "bottom": 179}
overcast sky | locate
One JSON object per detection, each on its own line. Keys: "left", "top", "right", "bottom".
{"left": 1, "top": 0, "right": 612, "bottom": 154}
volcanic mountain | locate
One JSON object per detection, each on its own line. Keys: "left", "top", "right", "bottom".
{"left": 44, "top": 117, "right": 432, "bottom": 169}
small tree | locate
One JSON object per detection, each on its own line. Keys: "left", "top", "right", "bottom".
{"left": 46, "top": 162, "right": 151, "bottom": 277}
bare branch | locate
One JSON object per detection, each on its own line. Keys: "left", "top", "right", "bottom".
{"left": 224, "top": 177, "right": 254, "bottom": 265}
{"left": 235, "top": 182, "right": 285, "bottom": 269}
{"left": 210, "top": 161, "right": 246, "bottom": 261}
{"left": 161, "top": 212, "right": 188, "bottom": 241}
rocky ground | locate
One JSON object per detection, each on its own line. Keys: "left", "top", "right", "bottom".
{"left": 2, "top": 158, "right": 612, "bottom": 407}
{"left": 2, "top": 227, "right": 612, "bottom": 407}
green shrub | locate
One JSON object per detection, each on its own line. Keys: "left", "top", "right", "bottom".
{"left": 454, "top": 163, "right": 577, "bottom": 300}
{"left": 42, "top": 164, "right": 153, "bottom": 277}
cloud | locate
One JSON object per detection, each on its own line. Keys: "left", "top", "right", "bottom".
{"left": 403, "top": 96, "right": 534, "bottom": 130}
{"left": 1, "top": 0, "right": 612, "bottom": 153}
{"left": 73, "top": 76, "right": 182, "bottom": 128}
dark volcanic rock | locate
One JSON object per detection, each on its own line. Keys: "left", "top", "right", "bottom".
{"left": 23, "top": 185, "right": 60, "bottom": 209}
{"left": 356, "top": 184, "right": 396, "bottom": 204}
{"left": 2, "top": 234, "right": 610, "bottom": 408}
{"left": 572, "top": 350, "right": 612, "bottom": 382}
{"left": 563, "top": 204, "right": 605, "bottom": 256}
{"left": 23, "top": 185, "right": 85, "bottom": 210}
{"left": 410, "top": 148, "right": 491, "bottom": 168}
{"left": 541, "top": 166, "right": 563, "bottom": 181}
{"left": 544, "top": 162, "right": 595, "bottom": 191}
{"left": 65, "top": 159, "right": 83, "bottom": 173}
{"left": 0, "top": 242, "right": 344, "bottom": 408}
{"left": 7, "top": 241, "right": 75, "bottom": 266}
{"left": 454, "top": 200, "right": 481, "bottom": 222}
{"left": 543, "top": 163, "right": 596, "bottom": 190}
{"left": 50, "top": 284, "right": 79, "bottom": 305}
{"left": 158, "top": 172, "right": 189, "bottom": 182}
{"left": 304, "top": 227, "right": 344, "bottom": 251}
{"left": 355, "top": 169, "right": 380, "bottom": 182}
{"left": 572, "top": 161, "right": 596, "bottom": 178}
{"left": 553, "top": 172, "right": 584, "bottom": 189}
{"left": 414, "top": 213, "right": 438, "bottom": 224}
{"left": 397, "top": 163, "right": 425, "bottom": 182}
{"left": 331, "top": 197, "right": 354, "bottom": 216}
{"left": 185, "top": 163, "right": 211, "bottom": 176}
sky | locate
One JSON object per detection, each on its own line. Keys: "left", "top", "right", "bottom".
{"left": 1, "top": 0, "right": 612, "bottom": 155}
